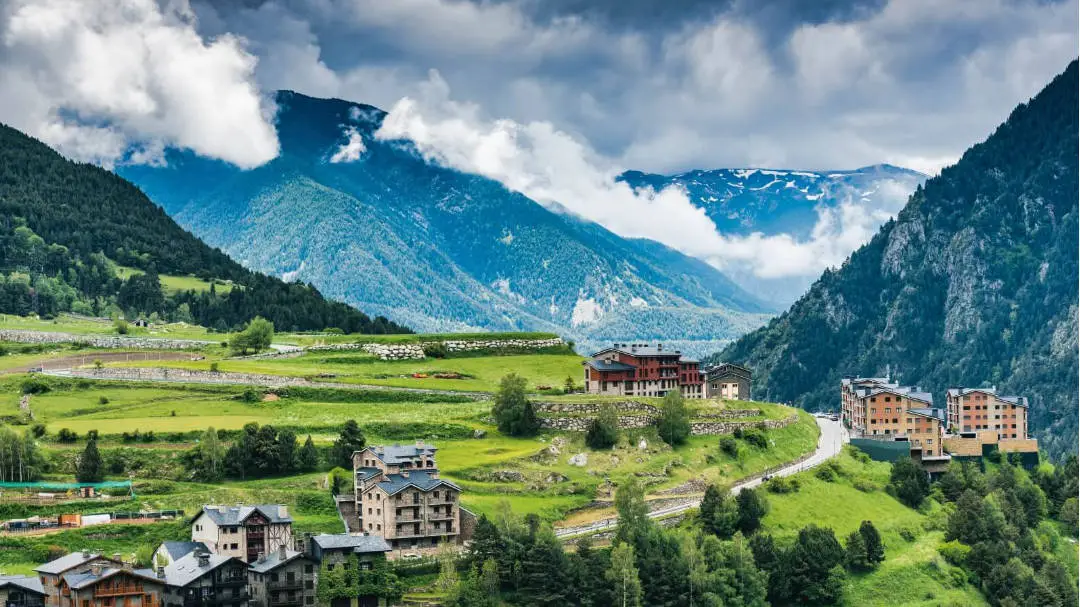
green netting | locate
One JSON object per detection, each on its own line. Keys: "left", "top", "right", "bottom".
{"left": 850, "top": 437, "right": 912, "bottom": 462}
{"left": 0, "top": 481, "right": 131, "bottom": 489}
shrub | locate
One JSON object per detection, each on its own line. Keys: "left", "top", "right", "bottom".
{"left": 815, "top": 465, "right": 837, "bottom": 482}
{"left": 240, "top": 389, "right": 262, "bottom": 403}
{"left": 853, "top": 478, "right": 879, "bottom": 493}
{"left": 938, "top": 540, "right": 972, "bottom": 566}
{"left": 56, "top": 428, "right": 78, "bottom": 443}
{"left": 766, "top": 476, "right": 800, "bottom": 494}
{"left": 114, "top": 319, "right": 129, "bottom": 335}
{"left": 31, "top": 424, "right": 46, "bottom": 438}
{"left": 585, "top": 406, "right": 619, "bottom": 450}
{"left": 898, "top": 526, "right": 917, "bottom": 542}
{"left": 719, "top": 434, "right": 739, "bottom": 457}
{"left": 210, "top": 362, "right": 220, "bottom": 373}
{"left": 21, "top": 379, "right": 51, "bottom": 395}
{"left": 97, "top": 396, "right": 109, "bottom": 405}
{"left": 741, "top": 427, "right": 769, "bottom": 449}
{"left": 422, "top": 342, "right": 449, "bottom": 359}
{"left": 86, "top": 430, "right": 99, "bottom": 441}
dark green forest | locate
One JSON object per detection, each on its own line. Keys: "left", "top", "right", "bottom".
{"left": 714, "top": 61, "right": 1079, "bottom": 460}
{"left": 0, "top": 124, "right": 408, "bottom": 334}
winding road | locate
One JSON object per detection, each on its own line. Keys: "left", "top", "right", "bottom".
{"left": 554, "top": 416, "right": 848, "bottom": 538}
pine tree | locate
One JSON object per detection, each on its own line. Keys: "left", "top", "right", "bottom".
{"left": 76, "top": 439, "right": 104, "bottom": 483}
{"left": 736, "top": 487, "right": 768, "bottom": 535}
{"left": 330, "top": 420, "right": 366, "bottom": 469}
{"left": 859, "top": 520, "right": 885, "bottom": 567}
{"left": 656, "top": 390, "right": 690, "bottom": 446}
{"left": 844, "top": 530, "right": 870, "bottom": 571}
{"left": 492, "top": 374, "right": 539, "bottom": 437}
{"left": 299, "top": 435, "right": 319, "bottom": 472}
{"left": 606, "top": 543, "right": 642, "bottom": 607}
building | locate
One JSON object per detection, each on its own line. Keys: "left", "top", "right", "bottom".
{"left": 153, "top": 543, "right": 209, "bottom": 567}
{"left": 56, "top": 564, "right": 164, "bottom": 607}
{"left": 190, "top": 505, "right": 293, "bottom": 563}
{"left": 247, "top": 545, "right": 318, "bottom": 607}
{"left": 158, "top": 549, "right": 249, "bottom": 607}
{"left": 840, "top": 377, "right": 946, "bottom": 457}
{"left": 304, "top": 534, "right": 391, "bottom": 570}
{"left": 943, "top": 431, "right": 1040, "bottom": 469}
{"left": 582, "top": 343, "right": 703, "bottom": 398}
{"left": 0, "top": 576, "right": 45, "bottom": 607}
{"left": 35, "top": 552, "right": 124, "bottom": 607}
{"left": 704, "top": 363, "right": 751, "bottom": 400}
{"left": 352, "top": 442, "right": 462, "bottom": 553}
{"left": 945, "top": 387, "right": 1028, "bottom": 439}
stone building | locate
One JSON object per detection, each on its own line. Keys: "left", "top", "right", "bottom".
{"left": 582, "top": 343, "right": 703, "bottom": 398}
{"left": 190, "top": 505, "right": 293, "bottom": 563}
{"left": 0, "top": 576, "right": 45, "bottom": 607}
{"left": 153, "top": 543, "right": 209, "bottom": 567}
{"left": 35, "top": 552, "right": 123, "bottom": 607}
{"left": 247, "top": 545, "right": 318, "bottom": 607}
{"left": 304, "top": 535, "right": 391, "bottom": 569}
{"left": 158, "top": 549, "right": 249, "bottom": 607}
{"left": 352, "top": 442, "right": 462, "bottom": 554}
{"left": 945, "top": 387, "right": 1028, "bottom": 439}
{"left": 704, "top": 363, "right": 751, "bottom": 400}
{"left": 55, "top": 565, "right": 164, "bottom": 607}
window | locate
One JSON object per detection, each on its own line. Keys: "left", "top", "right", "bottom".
{"left": 884, "top": 396, "right": 891, "bottom": 402}
{"left": 434, "top": 491, "right": 439, "bottom": 499}
{"left": 305, "top": 597, "right": 314, "bottom": 605}
{"left": 271, "top": 573, "right": 279, "bottom": 582}
{"left": 304, "top": 565, "right": 313, "bottom": 574}
{"left": 231, "top": 543, "right": 238, "bottom": 550}
{"left": 368, "top": 508, "right": 372, "bottom": 515}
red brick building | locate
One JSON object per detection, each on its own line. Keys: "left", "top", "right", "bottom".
{"left": 583, "top": 343, "right": 703, "bottom": 398}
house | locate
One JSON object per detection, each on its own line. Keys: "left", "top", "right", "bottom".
{"left": 352, "top": 442, "right": 462, "bottom": 554}
{"left": 158, "top": 549, "right": 249, "bottom": 607}
{"left": 190, "top": 505, "right": 293, "bottom": 563}
{"left": 840, "top": 377, "right": 946, "bottom": 457}
{"left": 304, "top": 534, "right": 391, "bottom": 569}
{"left": 704, "top": 363, "right": 751, "bottom": 400}
{"left": 153, "top": 542, "right": 209, "bottom": 567}
{"left": 247, "top": 545, "right": 318, "bottom": 607}
{"left": 34, "top": 552, "right": 124, "bottom": 607}
{"left": 582, "top": 343, "right": 704, "bottom": 398}
{"left": 56, "top": 564, "right": 164, "bottom": 607}
{"left": 945, "top": 387, "right": 1029, "bottom": 439}
{"left": 0, "top": 575, "right": 45, "bottom": 607}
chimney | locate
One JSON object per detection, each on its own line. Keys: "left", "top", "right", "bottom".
{"left": 401, "top": 470, "right": 409, "bottom": 478}
{"left": 197, "top": 550, "right": 210, "bottom": 567}
{"left": 156, "top": 567, "right": 165, "bottom": 580}
{"left": 257, "top": 552, "right": 266, "bottom": 564}
{"left": 90, "top": 564, "right": 102, "bottom": 577}
{"left": 657, "top": 343, "right": 663, "bottom": 351}
{"left": 278, "top": 505, "right": 288, "bottom": 519}
{"left": 278, "top": 543, "right": 287, "bottom": 561}
{"left": 112, "top": 553, "right": 122, "bottom": 564}
{"left": 415, "top": 439, "right": 424, "bottom": 449}
{"left": 82, "top": 550, "right": 93, "bottom": 559}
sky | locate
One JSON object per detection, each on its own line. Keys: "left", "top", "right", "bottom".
{"left": 0, "top": 0, "right": 1076, "bottom": 285}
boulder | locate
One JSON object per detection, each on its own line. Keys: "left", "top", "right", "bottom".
{"left": 568, "top": 453, "right": 588, "bottom": 467}
{"left": 473, "top": 429, "right": 487, "bottom": 439}
{"left": 638, "top": 438, "right": 648, "bottom": 451}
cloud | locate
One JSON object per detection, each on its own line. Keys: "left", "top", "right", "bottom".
{"left": 0, "top": 0, "right": 278, "bottom": 167}
{"left": 329, "top": 126, "right": 366, "bottom": 162}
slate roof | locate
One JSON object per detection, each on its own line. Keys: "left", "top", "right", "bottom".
{"left": 35, "top": 552, "right": 118, "bottom": 575}
{"left": 363, "top": 444, "right": 437, "bottom": 466}
{"left": 856, "top": 385, "right": 933, "bottom": 406}
{"left": 0, "top": 576, "right": 44, "bottom": 595}
{"left": 908, "top": 408, "right": 946, "bottom": 421}
{"left": 163, "top": 551, "right": 239, "bottom": 587}
{"left": 196, "top": 505, "right": 292, "bottom": 526}
{"left": 355, "top": 467, "right": 383, "bottom": 483}
{"left": 158, "top": 541, "right": 207, "bottom": 561}
{"left": 249, "top": 549, "right": 313, "bottom": 574}
{"left": 376, "top": 470, "right": 461, "bottom": 496}
{"left": 946, "top": 388, "right": 1028, "bottom": 407}
{"left": 583, "top": 359, "right": 635, "bottom": 372}
{"left": 590, "top": 344, "right": 683, "bottom": 358}
{"left": 63, "top": 568, "right": 159, "bottom": 590}
{"left": 311, "top": 534, "right": 392, "bottom": 553}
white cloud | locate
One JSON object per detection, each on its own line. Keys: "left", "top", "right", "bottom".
{"left": 0, "top": 0, "right": 278, "bottom": 167}
{"left": 329, "top": 127, "right": 366, "bottom": 163}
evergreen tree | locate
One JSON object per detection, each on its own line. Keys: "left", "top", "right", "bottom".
{"left": 276, "top": 429, "right": 298, "bottom": 473}
{"left": 844, "top": 530, "right": 870, "bottom": 571}
{"left": 492, "top": 373, "right": 539, "bottom": 437}
{"left": 656, "top": 390, "right": 690, "bottom": 446}
{"left": 889, "top": 457, "right": 930, "bottom": 508}
{"left": 615, "top": 478, "right": 649, "bottom": 543}
{"left": 330, "top": 420, "right": 366, "bottom": 469}
{"left": 519, "top": 532, "right": 572, "bottom": 606}
{"left": 783, "top": 524, "right": 845, "bottom": 604}
{"left": 298, "top": 435, "right": 319, "bottom": 472}
{"left": 859, "top": 521, "right": 885, "bottom": 567}
{"left": 936, "top": 465, "right": 966, "bottom": 502}
{"left": 585, "top": 405, "right": 619, "bottom": 449}
{"left": 606, "top": 543, "right": 642, "bottom": 607}
{"left": 736, "top": 487, "right": 768, "bottom": 535}
{"left": 76, "top": 439, "right": 104, "bottom": 483}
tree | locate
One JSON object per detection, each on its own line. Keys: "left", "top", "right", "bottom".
{"left": 844, "top": 530, "right": 870, "bottom": 571}
{"left": 276, "top": 429, "right": 298, "bottom": 473}
{"left": 585, "top": 405, "right": 619, "bottom": 449}
{"left": 859, "top": 520, "right": 885, "bottom": 567}
{"left": 564, "top": 376, "right": 576, "bottom": 394}
{"left": 298, "top": 435, "right": 319, "bottom": 472}
{"left": 614, "top": 478, "right": 649, "bottom": 543}
{"left": 76, "top": 439, "right": 104, "bottom": 483}
{"left": 606, "top": 543, "right": 642, "bottom": 607}
{"left": 937, "top": 465, "right": 966, "bottom": 502}
{"left": 889, "top": 457, "right": 930, "bottom": 508}
{"left": 330, "top": 420, "right": 365, "bottom": 469}
{"left": 436, "top": 541, "right": 459, "bottom": 592}
{"left": 480, "top": 558, "right": 500, "bottom": 598}
{"left": 492, "top": 373, "right": 539, "bottom": 437}
{"left": 193, "top": 426, "right": 224, "bottom": 481}
{"left": 784, "top": 524, "right": 845, "bottom": 604}
{"left": 328, "top": 467, "right": 352, "bottom": 495}
{"left": 699, "top": 484, "right": 738, "bottom": 539}
{"left": 229, "top": 316, "right": 274, "bottom": 354}
{"left": 1059, "top": 497, "right": 1078, "bottom": 535}
{"left": 736, "top": 487, "right": 768, "bottom": 535}
{"left": 656, "top": 390, "right": 691, "bottom": 446}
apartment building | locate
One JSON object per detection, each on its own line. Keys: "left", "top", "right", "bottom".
{"left": 247, "top": 545, "right": 318, "bottom": 607}
{"left": 352, "top": 442, "right": 462, "bottom": 553}
{"left": 704, "top": 363, "right": 751, "bottom": 400}
{"left": 583, "top": 343, "right": 704, "bottom": 398}
{"left": 945, "top": 387, "right": 1028, "bottom": 439}
{"left": 190, "top": 505, "right": 293, "bottom": 563}
{"left": 840, "top": 377, "right": 945, "bottom": 456}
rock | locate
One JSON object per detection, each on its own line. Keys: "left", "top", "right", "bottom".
{"left": 568, "top": 453, "right": 588, "bottom": 467}
{"left": 610, "top": 455, "right": 620, "bottom": 466}
{"left": 489, "top": 470, "right": 527, "bottom": 482}
{"left": 544, "top": 473, "right": 569, "bottom": 484}
{"left": 638, "top": 438, "right": 648, "bottom": 451}
{"left": 547, "top": 444, "right": 561, "bottom": 456}
{"left": 473, "top": 429, "right": 487, "bottom": 439}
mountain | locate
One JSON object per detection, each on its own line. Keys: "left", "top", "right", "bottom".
{"left": 0, "top": 123, "right": 407, "bottom": 334}
{"left": 714, "top": 62, "right": 1078, "bottom": 460}
{"left": 119, "top": 91, "right": 774, "bottom": 355}
{"left": 619, "top": 165, "right": 926, "bottom": 305}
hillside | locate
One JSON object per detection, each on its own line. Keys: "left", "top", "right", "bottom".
{"left": 0, "top": 124, "right": 406, "bottom": 334}
{"left": 715, "top": 61, "right": 1079, "bottom": 460}
{"left": 620, "top": 165, "right": 926, "bottom": 305}
{"left": 118, "top": 91, "right": 773, "bottom": 355}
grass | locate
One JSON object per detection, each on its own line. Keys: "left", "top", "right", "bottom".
{"left": 278, "top": 331, "right": 562, "bottom": 347}
{"left": 115, "top": 266, "right": 236, "bottom": 295}
{"left": 0, "top": 313, "right": 225, "bottom": 341}
{"left": 105, "top": 351, "right": 586, "bottom": 393}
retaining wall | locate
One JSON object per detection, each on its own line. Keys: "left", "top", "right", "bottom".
{"left": 539, "top": 412, "right": 800, "bottom": 435}
{"left": 0, "top": 330, "right": 212, "bottom": 350}
{"left": 309, "top": 337, "right": 565, "bottom": 360}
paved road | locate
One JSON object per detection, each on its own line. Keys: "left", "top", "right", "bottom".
{"left": 554, "top": 416, "right": 848, "bottom": 538}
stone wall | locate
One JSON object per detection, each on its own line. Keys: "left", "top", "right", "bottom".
{"left": 68, "top": 367, "right": 311, "bottom": 387}
{"left": 689, "top": 414, "right": 799, "bottom": 435}
{"left": 0, "top": 329, "right": 212, "bottom": 350}
{"left": 533, "top": 401, "right": 661, "bottom": 415}
{"left": 539, "top": 412, "right": 800, "bottom": 435}
{"left": 308, "top": 337, "right": 565, "bottom": 360}
{"left": 540, "top": 415, "right": 655, "bottom": 432}
{"left": 695, "top": 409, "right": 762, "bottom": 420}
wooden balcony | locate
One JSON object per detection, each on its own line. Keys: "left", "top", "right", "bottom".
{"left": 94, "top": 586, "right": 150, "bottom": 597}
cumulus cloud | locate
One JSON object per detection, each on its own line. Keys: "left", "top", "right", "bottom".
{"left": 329, "top": 127, "right": 366, "bottom": 163}
{"left": 0, "top": 0, "right": 278, "bottom": 167}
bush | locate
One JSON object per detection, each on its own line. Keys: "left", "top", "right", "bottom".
{"left": 422, "top": 342, "right": 448, "bottom": 359}
{"left": 210, "top": 362, "right": 220, "bottom": 373}
{"left": 898, "top": 526, "right": 917, "bottom": 542}
{"left": 114, "top": 319, "right": 130, "bottom": 335}
{"left": 86, "top": 430, "right": 99, "bottom": 441}
{"left": 585, "top": 407, "right": 619, "bottom": 450}
{"left": 938, "top": 540, "right": 971, "bottom": 566}
{"left": 492, "top": 374, "right": 539, "bottom": 437}
{"left": 815, "top": 465, "right": 837, "bottom": 482}
{"left": 766, "top": 476, "right": 800, "bottom": 494}
{"left": 718, "top": 435, "right": 739, "bottom": 457}
{"left": 853, "top": 478, "right": 879, "bottom": 493}
{"left": 31, "top": 424, "right": 46, "bottom": 438}
{"left": 240, "top": 389, "right": 262, "bottom": 403}
{"left": 97, "top": 396, "right": 109, "bottom": 405}
{"left": 21, "top": 379, "right": 51, "bottom": 394}
{"left": 741, "top": 427, "right": 769, "bottom": 449}
{"left": 56, "top": 428, "right": 78, "bottom": 443}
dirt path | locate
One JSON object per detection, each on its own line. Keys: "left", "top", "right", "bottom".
{"left": 2, "top": 351, "right": 204, "bottom": 375}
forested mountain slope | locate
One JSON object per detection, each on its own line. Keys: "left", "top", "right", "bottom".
{"left": 715, "top": 61, "right": 1079, "bottom": 460}
{"left": 0, "top": 124, "right": 406, "bottom": 334}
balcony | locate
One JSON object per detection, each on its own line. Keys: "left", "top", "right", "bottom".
{"left": 267, "top": 580, "right": 305, "bottom": 592}
{"left": 94, "top": 586, "right": 149, "bottom": 597}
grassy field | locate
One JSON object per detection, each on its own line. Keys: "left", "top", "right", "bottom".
{"left": 0, "top": 314, "right": 223, "bottom": 341}
{"left": 761, "top": 448, "right": 989, "bottom": 607}
{"left": 115, "top": 266, "right": 236, "bottom": 295}
{"left": 104, "top": 350, "right": 586, "bottom": 393}
{"left": 277, "top": 331, "right": 561, "bottom": 347}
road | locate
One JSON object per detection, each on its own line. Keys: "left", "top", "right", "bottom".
{"left": 554, "top": 416, "right": 848, "bottom": 538}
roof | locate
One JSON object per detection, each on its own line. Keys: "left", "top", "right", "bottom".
{"left": 0, "top": 576, "right": 44, "bottom": 595}
{"left": 157, "top": 541, "right": 207, "bottom": 561}
{"left": 63, "top": 568, "right": 159, "bottom": 591}
{"left": 355, "top": 467, "right": 382, "bottom": 483}
{"left": 376, "top": 470, "right": 461, "bottom": 496}
{"left": 361, "top": 443, "right": 437, "bottom": 466}
{"left": 946, "top": 387, "right": 1027, "bottom": 407}
{"left": 858, "top": 386, "right": 933, "bottom": 406}
{"left": 590, "top": 344, "right": 682, "bottom": 358}
{"left": 705, "top": 362, "right": 751, "bottom": 377}
{"left": 908, "top": 408, "right": 946, "bottom": 421}
{"left": 583, "top": 359, "right": 635, "bottom": 372}
{"left": 311, "top": 534, "right": 392, "bottom": 554}
{"left": 196, "top": 505, "right": 292, "bottom": 526}
{"left": 841, "top": 376, "right": 891, "bottom": 387}
{"left": 35, "top": 552, "right": 119, "bottom": 575}
{"left": 163, "top": 551, "right": 241, "bottom": 587}
{"left": 249, "top": 549, "right": 313, "bottom": 574}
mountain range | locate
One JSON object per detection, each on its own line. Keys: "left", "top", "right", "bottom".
{"left": 118, "top": 92, "right": 921, "bottom": 355}
{"left": 716, "top": 61, "right": 1078, "bottom": 460}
